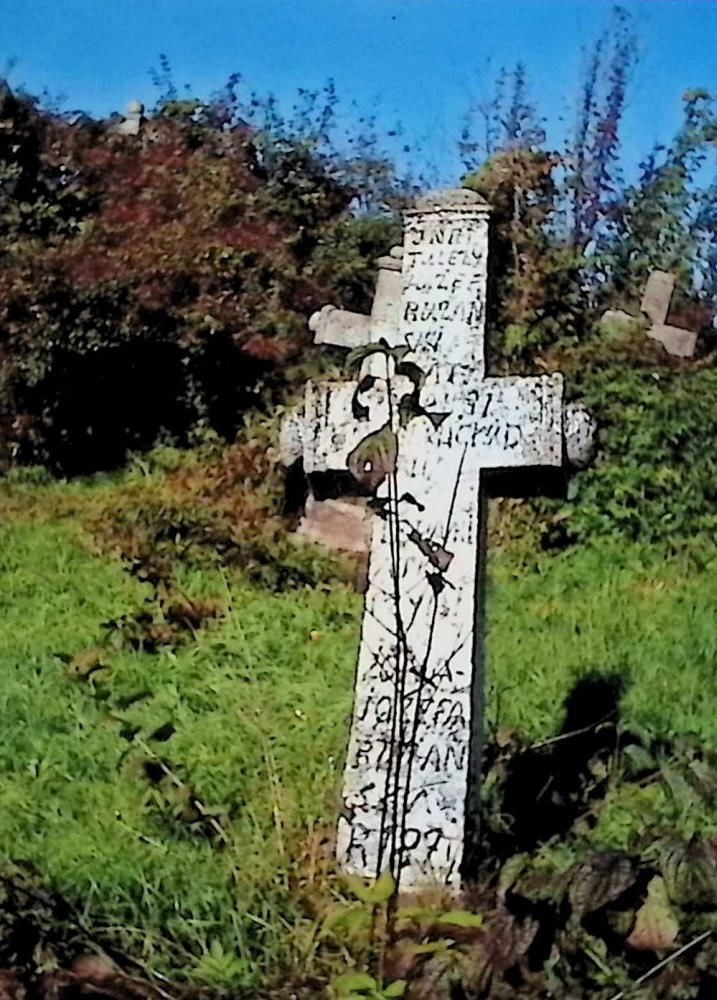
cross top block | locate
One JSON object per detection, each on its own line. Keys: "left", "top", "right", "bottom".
{"left": 410, "top": 187, "right": 491, "bottom": 212}
{"left": 280, "top": 189, "right": 596, "bottom": 890}
{"left": 400, "top": 187, "right": 492, "bottom": 377}
{"left": 308, "top": 186, "right": 494, "bottom": 377}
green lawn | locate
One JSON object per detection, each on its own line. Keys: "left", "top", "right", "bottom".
{"left": 487, "top": 539, "right": 717, "bottom": 744}
{"left": 0, "top": 493, "right": 359, "bottom": 985}
{"left": 0, "top": 478, "right": 716, "bottom": 989}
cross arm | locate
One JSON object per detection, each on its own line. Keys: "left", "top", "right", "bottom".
{"left": 460, "top": 375, "right": 596, "bottom": 471}
{"left": 461, "top": 374, "right": 565, "bottom": 470}
{"left": 302, "top": 380, "right": 363, "bottom": 474}
{"left": 278, "top": 380, "right": 368, "bottom": 472}
{"left": 288, "top": 373, "right": 566, "bottom": 476}
{"left": 309, "top": 305, "right": 372, "bottom": 349}
{"left": 308, "top": 246, "right": 404, "bottom": 349}
{"left": 280, "top": 374, "right": 596, "bottom": 476}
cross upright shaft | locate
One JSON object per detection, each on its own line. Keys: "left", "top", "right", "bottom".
{"left": 335, "top": 190, "right": 567, "bottom": 889}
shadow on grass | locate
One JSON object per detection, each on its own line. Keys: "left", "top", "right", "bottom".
{"left": 477, "top": 671, "right": 631, "bottom": 860}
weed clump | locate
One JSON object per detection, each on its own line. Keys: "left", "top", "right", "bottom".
{"left": 304, "top": 676, "right": 717, "bottom": 1000}
{"left": 92, "top": 426, "right": 353, "bottom": 594}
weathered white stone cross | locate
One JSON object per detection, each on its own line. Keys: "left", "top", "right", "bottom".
{"left": 281, "top": 189, "right": 595, "bottom": 890}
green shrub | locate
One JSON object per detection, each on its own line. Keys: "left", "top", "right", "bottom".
{"left": 559, "top": 344, "right": 717, "bottom": 546}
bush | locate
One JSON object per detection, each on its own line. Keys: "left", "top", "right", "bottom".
{"left": 492, "top": 328, "right": 717, "bottom": 553}
{"left": 0, "top": 84, "right": 396, "bottom": 475}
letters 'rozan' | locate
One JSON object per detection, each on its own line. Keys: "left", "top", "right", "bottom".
{"left": 281, "top": 189, "right": 596, "bottom": 890}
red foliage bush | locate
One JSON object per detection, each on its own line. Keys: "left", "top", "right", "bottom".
{"left": 0, "top": 85, "right": 394, "bottom": 474}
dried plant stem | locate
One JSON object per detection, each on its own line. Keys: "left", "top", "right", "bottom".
{"left": 134, "top": 737, "right": 230, "bottom": 844}
{"left": 395, "top": 445, "right": 468, "bottom": 888}
{"left": 528, "top": 712, "right": 617, "bottom": 750}
{"left": 606, "top": 930, "right": 712, "bottom": 1000}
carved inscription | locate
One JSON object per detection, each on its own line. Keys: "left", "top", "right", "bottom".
{"left": 399, "top": 213, "right": 488, "bottom": 377}
{"left": 325, "top": 192, "right": 567, "bottom": 888}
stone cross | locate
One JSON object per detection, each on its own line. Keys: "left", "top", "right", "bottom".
{"left": 641, "top": 269, "right": 698, "bottom": 359}
{"left": 282, "top": 189, "right": 595, "bottom": 890}
{"left": 112, "top": 100, "right": 145, "bottom": 136}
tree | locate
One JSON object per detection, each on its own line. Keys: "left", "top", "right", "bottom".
{"left": 566, "top": 7, "right": 637, "bottom": 259}
{"left": 465, "top": 148, "right": 583, "bottom": 367}
{"left": 607, "top": 89, "right": 717, "bottom": 305}
{"left": 459, "top": 62, "right": 545, "bottom": 173}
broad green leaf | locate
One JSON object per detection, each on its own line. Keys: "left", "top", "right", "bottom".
{"left": 395, "top": 360, "right": 426, "bottom": 388}
{"left": 397, "top": 392, "right": 422, "bottom": 429}
{"left": 322, "top": 903, "right": 371, "bottom": 936}
{"left": 347, "top": 424, "right": 398, "bottom": 493}
{"left": 497, "top": 852, "right": 529, "bottom": 901}
{"left": 396, "top": 905, "right": 432, "bottom": 921}
{"left": 332, "top": 972, "right": 377, "bottom": 994}
{"left": 662, "top": 839, "right": 717, "bottom": 906}
{"left": 434, "top": 909, "right": 484, "bottom": 928}
{"left": 364, "top": 868, "right": 396, "bottom": 904}
{"left": 351, "top": 375, "right": 378, "bottom": 422}
{"left": 383, "top": 980, "right": 407, "bottom": 998}
{"left": 423, "top": 410, "right": 450, "bottom": 430}
{"left": 407, "top": 528, "right": 454, "bottom": 571}
{"left": 388, "top": 345, "right": 411, "bottom": 363}
{"left": 398, "top": 492, "right": 425, "bottom": 511}
{"left": 342, "top": 874, "right": 377, "bottom": 904}
{"left": 346, "top": 342, "right": 391, "bottom": 371}
{"left": 622, "top": 743, "right": 657, "bottom": 776}
{"left": 343, "top": 871, "right": 395, "bottom": 905}
{"left": 569, "top": 852, "right": 636, "bottom": 918}
{"left": 661, "top": 765, "right": 699, "bottom": 810}
{"left": 352, "top": 392, "right": 370, "bottom": 422}
{"left": 346, "top": 340, "right": 411, "bottom": 372}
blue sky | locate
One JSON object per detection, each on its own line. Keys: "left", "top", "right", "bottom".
{"left": 4, "top": 0, "right": 717, "bottom": 184}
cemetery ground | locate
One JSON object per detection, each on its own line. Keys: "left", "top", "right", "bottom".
{"left": 3, "top": 363, "right": 717, "bottom": 999}
{"left": 4, "top": 49, "right": 717, "bottom": 997}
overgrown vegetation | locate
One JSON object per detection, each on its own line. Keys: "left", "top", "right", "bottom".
{"left": 2, "top": 5, "right": 717, "bottom": 998}
{"left": 3, "top": 470, "right": 717, "bottom": 998}
{"left": 463, "top": 10, "right": 717, "bottom": 366}
{"left": 0, "top": 73, "right": 403, "bottom": 474}
{"left": 0, "top": 471, "right": 359, "bottom": 992}
{"left": 488, "top": 333, "right": 717, "bottom": 556}
{"left": 2, "top": 7, "right": 717, "bottom": 487}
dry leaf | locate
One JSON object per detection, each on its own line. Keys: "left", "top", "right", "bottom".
{"left": 627, "top": 875, "right": 679, "bottom": 951}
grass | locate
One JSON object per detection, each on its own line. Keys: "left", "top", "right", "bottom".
{"left": 0, "top": 485, "right": 359, "bottom": 987}
{"left": 1, "top": 472, "right": 717, "bottom": 989}
{"left": 487, "top": 539, "right": 717, "bottom": 745}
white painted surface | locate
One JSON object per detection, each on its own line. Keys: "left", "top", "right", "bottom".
{"left": 285, "top": 189, "right": 593, "bottom": 889}
{"left": 333, "top": 193, "right": 565, "bottom": 887}
{"left": 303, "top": 375, "right": 563, "bottom": 477}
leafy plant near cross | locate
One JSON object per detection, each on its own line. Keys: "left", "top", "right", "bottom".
{"left": 342, "top": 340, "right": 461, "bottom": 889}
